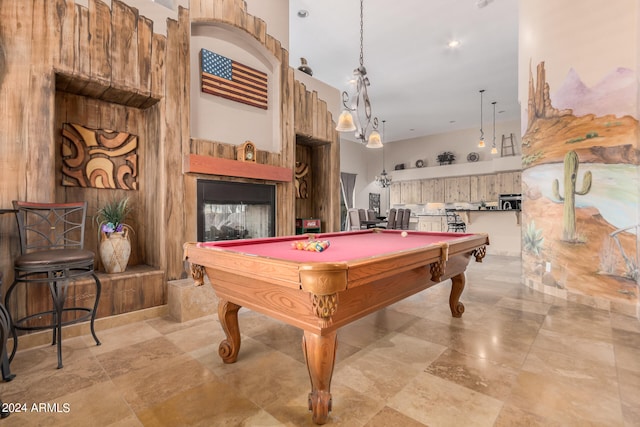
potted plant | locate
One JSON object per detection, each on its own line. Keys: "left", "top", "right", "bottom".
{"left": 437, "top": 151, "right": 455, "bottom": 165}
{"left": 95, "top": 196, "right": 132, "bottom": 273}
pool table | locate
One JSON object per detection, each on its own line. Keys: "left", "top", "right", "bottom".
{"left": 183, "top": 229, "right": 489, "bottom": 424}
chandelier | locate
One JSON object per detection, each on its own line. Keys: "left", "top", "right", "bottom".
{"left": 477, "top": 89, "right": 485, "bottom": 148}
{"left": 491, "top": 101, "right": 498, "bottom": 154}
{"left": 375, "top": 121, "right": 391, "bottom": 187}
{"left": 335, "top": 0, "right": 382, "bottom": 148}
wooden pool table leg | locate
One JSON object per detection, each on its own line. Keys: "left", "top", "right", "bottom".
{"left": 302, "top": 330, "right": 337, "bottom": 425}
{"left": 218, "top": 299, "right": 242, "bottom": 363}
{"left": 449, "top": 273, "right": 466, "bottom": 318}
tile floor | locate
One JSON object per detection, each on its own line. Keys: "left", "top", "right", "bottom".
{"left": 1, "top": 255, "right": 639, "bottom": 426}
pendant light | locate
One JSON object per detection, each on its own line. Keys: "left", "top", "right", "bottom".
{"left": 491, "top": 101, "right": 498, "bottom": 154}
{"left": 335, "top": 0, "right": 381, "bottom": 148}
{"left": 375, "top": 120, "right": 392, "bottom": 187}
{"left": 477, "top": 89, "right": 485, "bottom": 148}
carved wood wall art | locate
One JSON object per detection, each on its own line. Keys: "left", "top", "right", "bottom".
{"left": 61, "top": 123, "right": 138, "bottom": 190}
{"left": 295, "top": 161, "right": 309, "bottom": 199}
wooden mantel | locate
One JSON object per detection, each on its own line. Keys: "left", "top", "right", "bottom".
{"left": 183, "top": 154, "right": 293, "bottom": 182}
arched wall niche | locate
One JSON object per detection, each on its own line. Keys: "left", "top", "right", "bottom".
{"left": 190, "top": 22, "right": 282, "bottom": 153}
{"left": 186, "top": 0, "right": 341, "bottom": 239}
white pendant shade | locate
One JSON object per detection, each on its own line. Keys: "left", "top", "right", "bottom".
{"left": 366, "top": 130, "right": 382, "bottom": 148}
{"left": 336, "top": 110, "right": 356, "bottom": 132}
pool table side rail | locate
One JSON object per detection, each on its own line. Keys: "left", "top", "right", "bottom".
{"left": 185, "top": 244, "right": 306, "bottom": 290}
{"left": 183, "top": 232, "right": 489, "bottom": 296}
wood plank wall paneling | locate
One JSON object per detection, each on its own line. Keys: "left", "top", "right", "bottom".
{"left": 0, "top": 0, "right": 171, "bottom": 311}
{"left": 143, "top": 103, "right": 163, "bottom": 268}
{"left": 295, "top": 144, "right": 314, "bottom": 220}
{"left": 89, "top": 0, "right": 113, "bottom": 85}
{"left": 54, "top": 92, "right": 146, "bottom": 268}
{"left": 162, "top": 7, "right": 190, "bottom": 280}
{"left": 189, "top": 0, "right": 340, "bottom": 236}
{"left": 1, "top": 0, "right": 341, "bottom": 296}
{"left": 110, "top": 0, "right": 139, "bottom": 94}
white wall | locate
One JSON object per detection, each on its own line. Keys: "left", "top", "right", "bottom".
{"left": 341, "top": 119, "right": 523, "bottom": 212}
{"left": 190, "top": 25, "right": 282, "bottom": 152}
{"left": 245, "top": 0, "right": 289, "bottom": 51}
{"left": 382, "top": 119, "right": 521, "bottom": 174}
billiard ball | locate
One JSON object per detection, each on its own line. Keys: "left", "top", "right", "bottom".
{"left": 401, "top": 231, "right": 408, "bottom": 237}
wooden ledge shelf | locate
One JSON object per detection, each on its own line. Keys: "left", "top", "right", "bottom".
{"left": 184, "top": 154, "right": 293, "bottom": 182}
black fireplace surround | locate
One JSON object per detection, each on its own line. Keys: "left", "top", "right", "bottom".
{"left": 197, "top": 180, "right": 276, "bottom": 242}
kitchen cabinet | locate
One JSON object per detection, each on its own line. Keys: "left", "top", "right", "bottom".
{"left": 421, "top": 178, "right": 445, "bottom": 203}
{"left": 394, "top": 171, "right": 520, "bottom": 205}
{"left": 401, "top": 181, "right": 422, "bottom": 204}
{"left": 496, "top": 171, "right": 522, "bottom": 195}
{"left": 470, "top": 174, "right": 497, "bottom": 203}
{"left": 417, "top": 215, "right": 445, "bottom": 232}
{"left": 389, "top": 182, "right": 402, "bottom": 206}
{"left": 444, "top": 176, "right": 470, "bottom": 203}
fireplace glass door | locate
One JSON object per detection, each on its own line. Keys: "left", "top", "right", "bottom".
{"left": 197, "top": 180, "right": 275, "bottom": 241}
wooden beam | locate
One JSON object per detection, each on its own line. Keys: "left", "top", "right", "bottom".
{"left": 184, "top": 154, "right": 293, "bottom": 182}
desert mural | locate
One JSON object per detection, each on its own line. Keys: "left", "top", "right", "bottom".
{"left": 521, "top": 61, "right": 639, "bottom": 315}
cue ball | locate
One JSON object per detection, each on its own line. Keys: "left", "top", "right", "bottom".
{"left": 401, "top": 231, "right": 408, "bottom": 237}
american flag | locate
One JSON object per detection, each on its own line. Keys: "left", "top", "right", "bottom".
{"left": 200, "top": 49, "right": 268, "bottom": 110}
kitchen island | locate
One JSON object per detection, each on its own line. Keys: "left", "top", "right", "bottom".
{"left": 417, "top": 209, "right": 521, "bottom": 256}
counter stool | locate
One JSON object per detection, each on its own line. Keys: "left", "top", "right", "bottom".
{"left": 5, "top": 201, "right": 101, "bottom": 369}
{"left": 446, "top": 209, "right": 467, "bottom": 232}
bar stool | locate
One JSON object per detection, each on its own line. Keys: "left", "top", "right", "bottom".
{"left": 0, "top": 272, "right": 15, "bottom": 382}
{"left": 5, "top": 201, "right": 101, "bottom": 369}
{"left": 445, "top": 209, "right": 467, "bottom": 232}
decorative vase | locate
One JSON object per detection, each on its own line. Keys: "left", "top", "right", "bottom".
{"left": 99, "top": 230, "right": 131, "bottom": 274}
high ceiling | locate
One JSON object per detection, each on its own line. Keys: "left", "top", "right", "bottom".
{"left": 289, "top": 0, "right": 520, "bottom": 143}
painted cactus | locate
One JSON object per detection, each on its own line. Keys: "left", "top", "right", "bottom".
{"left": 552, "top": 150, "right": 592, "bottom": 241}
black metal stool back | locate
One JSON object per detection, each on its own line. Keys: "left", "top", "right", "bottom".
{"left": 445, "top": 209, "right": 467, "bottom": 232}
{"left": 5, "top": 201, "right": 101, "bottom": 369}
{"left": 0, "top": 272, "right": 15, "bottom": 382}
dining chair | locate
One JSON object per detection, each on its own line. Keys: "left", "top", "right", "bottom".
{"left": 5, "top": 201, "right": 101, "bottom": 369}
{"left": 348, "top": 208, "right": 363, "bottom": 230}
{"left": 358, "top": 209, "right": 367, "bottom": 224}
{"left": 386, "top": 208, "right": 397, "bottom": 230}
{"left": 395, "top": 209, "right": 405, "bottom": 230}
{"left": 401, "top": 208, "right": 411, "bottom": 230}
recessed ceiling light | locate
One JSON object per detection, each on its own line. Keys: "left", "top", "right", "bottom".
{"left": 297, "top": 10, "right": 309, "bottom": 18}
{"left": 449, "top": 120, "right": 456, "bottom": 123}
{"left": 448, "top": 40, "right": 460, "bottom": 48}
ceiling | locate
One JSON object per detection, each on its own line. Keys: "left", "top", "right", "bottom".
{"left": 288, "top": 0, "right": 520, "bottom": 143}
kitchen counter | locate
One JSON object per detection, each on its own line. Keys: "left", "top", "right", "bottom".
{"left": 415, "top": 210, "right": 522, "bottom": 256}
{"left": 454, "top": 209, "right": 521, "bottom": 225}
{"left": 416, "top": 209, "right": 521, "bottom": 225}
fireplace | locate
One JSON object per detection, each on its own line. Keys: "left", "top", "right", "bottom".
{"left": 197, "top": 180, "right": 276, "bottom": 241}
